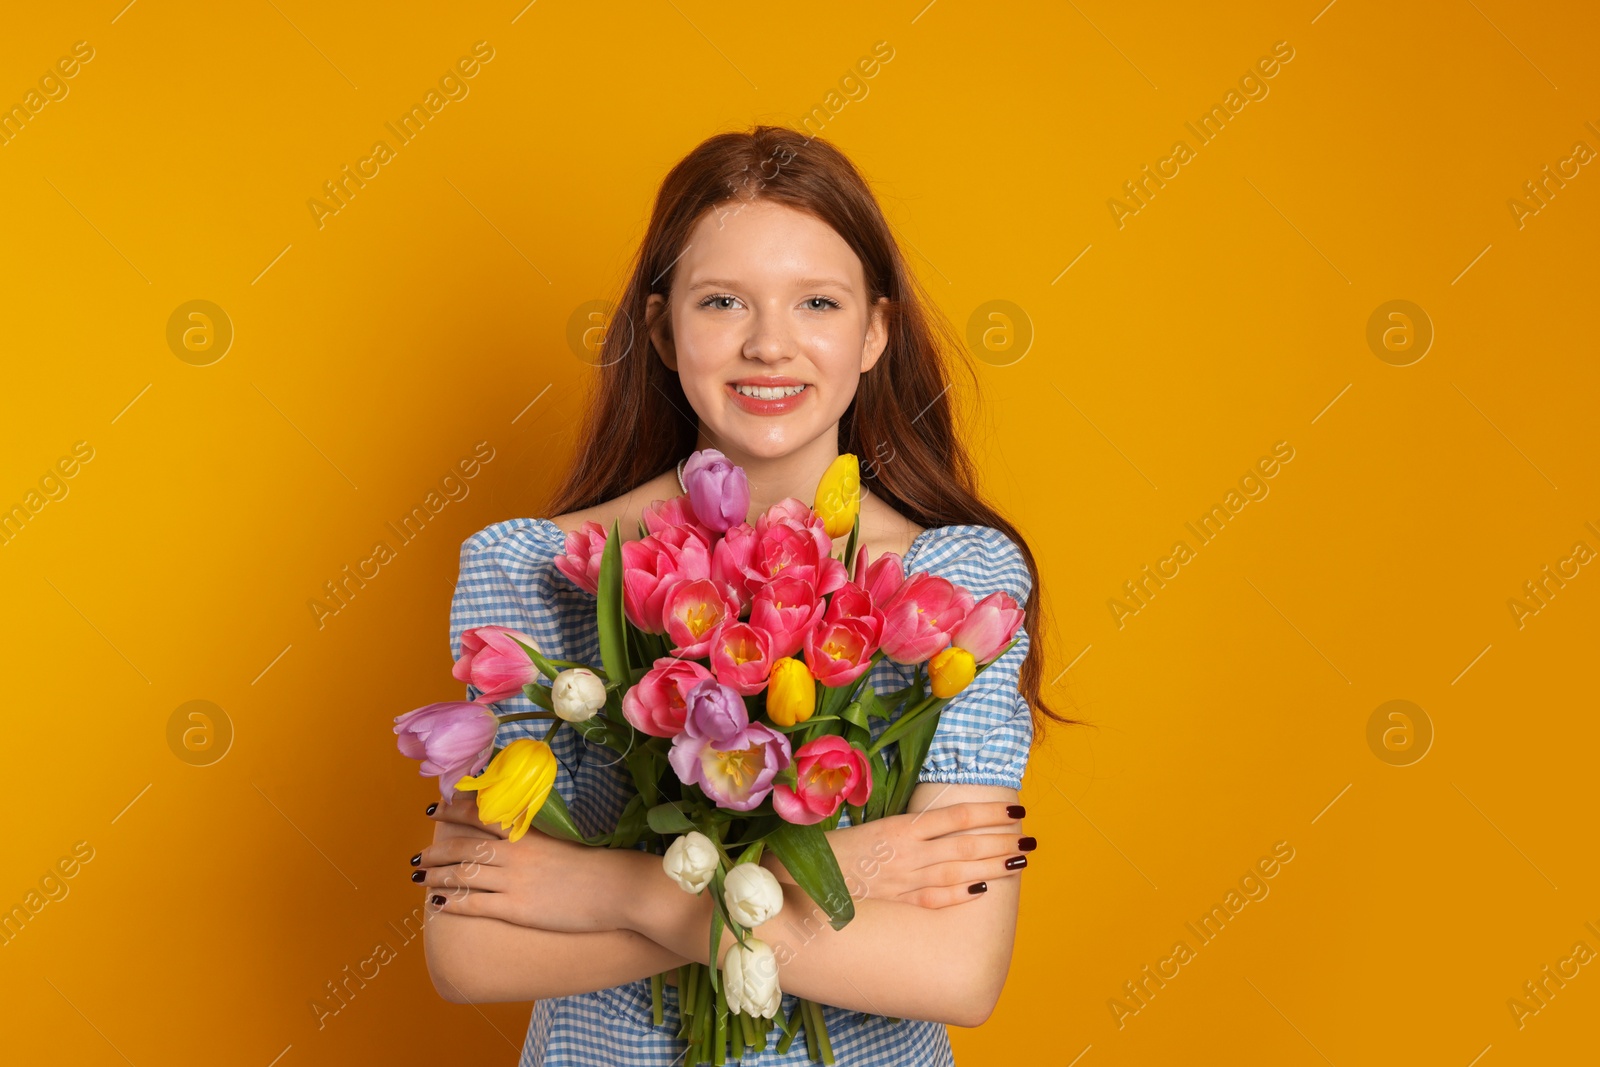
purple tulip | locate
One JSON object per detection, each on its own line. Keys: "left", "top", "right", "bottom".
{"left": 681, "top": 677, "right": 750, "bottom": 744}
{"left": 682, "top": 449, "right": 750, "bottom": 533}
{"left": 394, "top": 702, "right": 497, "bottom": 801}
{"left": 668, "top": 721, "right": 791, "bottom": 812}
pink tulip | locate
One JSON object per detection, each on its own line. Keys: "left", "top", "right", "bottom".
{"left": 643, "top": 494, "right": 717, "bottom": 546}
{"left": 803, "top": 616, "right": 879, "bottom": 687}
{"left": 711, "top": 622, "right": 774, "bottom": 695}
{"left": 711, "top": 522, "right": 760, "bottom": 610}
{"left": 749, "top": 575, "right": 824, "bottom": 660}
{"left": 878, "top": 573, "right": 975, "bottom": 664}
{"left": 823, "top": 581, "right": 883, "bottom": 644}
{"left": 393, "top": 702, "right": 497, "bottom": 801}
{"left": 771, "top": 735, "right": 871, "bottom": 825}
{"left": 663, "top": 578, "right": 740, "bottom": 658}
{"left": 682, "top": 449, "right": 751, "bottom": 533}
{"left": 856, "top": 550, "right": 905, "bottom": 606}
{"left": 453, "top": 625, "right": 540, "bottom": 703}
{"left": 952, "top": 591, "right": 1025, "bottom": 663}
{"left": 749, "top": 517, "right": 845, "bottom": 597}
{"left": 553, "top": 521, "right": 608, "bottom": 596}
{"left": 669, "top": 719, "right": 791, "bottom": 812}
{"left": 622, "top": 657, "right": 713, "bottom": 737}
{"left": 621, "top": 526, "right": 711, "bottom": 633}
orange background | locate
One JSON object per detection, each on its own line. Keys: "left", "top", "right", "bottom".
{"left": 3, "top": 1, "right": 1597, "bottom": 1064}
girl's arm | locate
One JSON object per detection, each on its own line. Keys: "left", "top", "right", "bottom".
{"left": 422, "top": 817, "right": 696, "bottom": 1003}
{"left": 427, "top": 916, "right": 691, "bottom": 1004}
{"left": 619, "top": 782, "right": 1022, "bottom": 1029}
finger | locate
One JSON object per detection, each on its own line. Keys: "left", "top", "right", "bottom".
{"left": 907, "top": 800, "right": 1024, "bottom": 840}
{"left": 916, "top": 827, "right": 1032, "bottom": 870}
{"left": 418, "top": 836, "right": 504, "bottom": 869}
{"left": 432, "top": 792, "right": 494, "bottom": 830}
{"left": 415, "top": 862, "right": 507, "bottom": 892}
{"left": 427, "top": 884, "right": 517, "bottom": 921}
{"left": 898, "top": 879, "right": 1005, "bottom": 910}
{"left": 912, "top": 853, "right": 1029, "bottom": 891}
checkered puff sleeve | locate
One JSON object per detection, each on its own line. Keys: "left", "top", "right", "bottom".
{"left": 448, "top": 518, "right": 584, "bottom": 740}
{"left": 904, "top": 524, "right": 1036, "bottom": 791}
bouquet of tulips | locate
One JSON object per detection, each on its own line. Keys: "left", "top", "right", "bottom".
{"left": 394, "top": 449, "right": 1022, "bottom": 1065}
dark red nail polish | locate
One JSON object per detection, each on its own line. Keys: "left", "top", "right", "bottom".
{"left": 410, "top": 852, "right": 422, "bottom": 866}
{"left": 968, "top": 881, "right": 987, "bottom": 894}
{"left": 410, "top": 870, "right": 426, "bottom": 883}
{"left": 431, "top": 894, "right": 445, "bottom": 906}
{"left": 1018, "top": 837, "right": 1037, "bottom": 852}
{"left": 1006, "top": 805, "right": 1025, "bottom": 819}
{"left": 1005, "top": 855, "right": 1028, "bottom": 871}
{"left": 425, "top": 803, "right": 438, "bottom": 816}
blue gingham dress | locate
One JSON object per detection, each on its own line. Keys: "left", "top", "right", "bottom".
{"left": 449, "top": 518, "right": 1035, "bottom": 1066}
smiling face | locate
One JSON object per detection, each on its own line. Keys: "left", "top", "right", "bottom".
{"left": 646, "top": 199, "right": 889, "bottom": 463}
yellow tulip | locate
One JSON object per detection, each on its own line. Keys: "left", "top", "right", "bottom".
{"left": 454, "top": 738, "right": 558, "bottom": 843}
{"left": 766, "top": 657, "right": 816, "bottom": 727}
{"left": 814, "top": 453, "right": 861, "bottom": 539}
{"left": 929, "top": 646, "right": 976, "bottom": 699}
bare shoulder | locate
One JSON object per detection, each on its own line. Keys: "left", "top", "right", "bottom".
{"left": 548, "top": 469, "right": 681, "bottom": 542}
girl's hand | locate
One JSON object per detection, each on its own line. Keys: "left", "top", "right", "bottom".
{"left": 761, "top": 801, "right": 1035, "bottom": 910}
{"left": 415, "top": 793, "right": 631, "bottom": 933}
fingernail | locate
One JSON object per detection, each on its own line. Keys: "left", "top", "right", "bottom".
{"left": 1005, "top": 855, "right": 1028, "bottom": 871}
{"left": 1006, "top": 805, "right": 1025, "bottom": 819}
{"left": 431, "top": 895, "right": 445, "bottom": 906}
{"left": 968, "top": 881, "right": 987, "bottom": 894}
{"left": 410, "top": 871, "right": 426, "bottom": 883}
{"left": 410, "top": 852, "right": 422, "bottom": 866}
{"left": 425, "top": 803, "right": 438, "bottom": 816}
{"left": 1018, "top": 837, "right": 1037, "bottom": 852}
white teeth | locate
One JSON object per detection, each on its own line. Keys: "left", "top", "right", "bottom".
{"left": 735, "top": 384, "right": 807, "bottom": 400}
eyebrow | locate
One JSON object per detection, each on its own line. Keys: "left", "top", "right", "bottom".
{"left": 685, "top": 277, "right": 855, "bottom": 295}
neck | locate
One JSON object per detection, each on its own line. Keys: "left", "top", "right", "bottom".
{"left": 693, "top": 427, "right": 838, "bottom": 518}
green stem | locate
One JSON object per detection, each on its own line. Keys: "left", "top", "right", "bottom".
{"left": 495, "top": 711, "right": 557, "bottom": 723}
{"left": 713, "top": 977, "right": 727, "bottom": 1066}
{"left": 866, "top": 695, "right": 939, "bottom": 756}
{"left": 777, "top": 999, "right": 805, "bottom": 1054}
{"left": 542, "top": 717, "right": 564, "bottom": 742}
{"left": 651, "top": 971, "right": 664, "bottom": 1027}
{"left": 812, "top": 999, "right": 835, "bottom": 1064}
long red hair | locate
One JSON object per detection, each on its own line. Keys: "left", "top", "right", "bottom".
{"left": 549, "top": 124, "right": 1081, "bottom": 736}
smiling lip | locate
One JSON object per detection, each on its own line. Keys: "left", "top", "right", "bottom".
{"left": 727, "top": 377, "right": 810, "bottom": 416}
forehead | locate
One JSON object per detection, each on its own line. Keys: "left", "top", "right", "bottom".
{"left": 678, "top": 200, "right": 864, "bottom": 293}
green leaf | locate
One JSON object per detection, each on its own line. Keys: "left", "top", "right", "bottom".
{"left": 708, "top": 885, "right": 724, "bottom": 996}
{"left": 625, "top": 746, "right": 660, "bottom": 808}
{"left": 863, "top": 753, "right": 890, "bottom": 821}
{"left": 609, "top": 793, "right": 649, "bottom": 849}
{"left": 533, "top": 786, "right": 606, "bottom": 844}
{"left": 508, "top": 635, "right": 563, "bottom": 683}
{"left": 647, "top": 801, "right": 697, "bottom": 835}
{"left": 766, "top": 821, "right": 855, "bottom": 930}
{"left": 768, "top": 714, "right": 840, "bottom": 734}
{"left": 839, "top": 701, "right": 870, "bottom": 730}
{"left": 858, "top": 688, "right": 890, "bottom": 720}
{"left": 520, "top": 682, "right": 555, "bottom": 711}
{"left": 596, "top": 519, "right": 632, "bottom": 687}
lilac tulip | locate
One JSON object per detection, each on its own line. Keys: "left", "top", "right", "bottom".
{"left": 669, "top": 720, "right": 791, "bottom": 812}
{"left": 682, "top": 448, "right": 750, "bottom": 533}
{"left": 681, "top": 677, "right": 750, "bottom": 744}
{"left": 393, "top": 702, "right": 497, "bottom": 801}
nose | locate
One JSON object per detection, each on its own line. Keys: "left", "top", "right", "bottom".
{"left": 742, "top": 306, "right": 798, "bottom": 365}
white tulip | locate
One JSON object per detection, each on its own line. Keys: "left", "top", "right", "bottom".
{"left": 723, "top": 938, "right": 782, "bottom": 1019}
{"left": 550, "top": 668, "right": 606, "bottom": 722}
{"left": 663, "top": 831, "right": 718, "bottom": 894}
{"left": 722, "top": 862, "right": 784, "bottom": 927}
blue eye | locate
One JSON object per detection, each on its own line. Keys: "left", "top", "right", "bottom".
{"left": 699, "top": 294, "right": 740, "bottom": 310}
{"left": 804, "top": 297, "right": 842, "bottom": 311}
